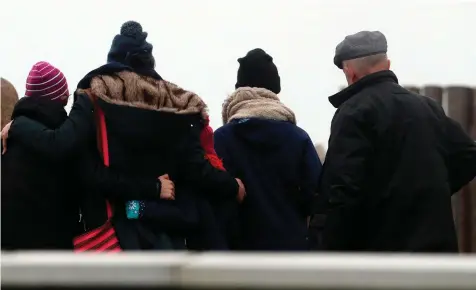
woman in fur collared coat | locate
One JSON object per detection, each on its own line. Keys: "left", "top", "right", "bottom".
{"left": 214, "top": 49, "right": 322, "bottom": 251}
{"left": 4, "top": 21, "right": 243, "bottom": 250}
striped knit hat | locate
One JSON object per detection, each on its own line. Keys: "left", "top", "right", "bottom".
{"left": 25, "top": 61, "right": 69, "bottom": 105}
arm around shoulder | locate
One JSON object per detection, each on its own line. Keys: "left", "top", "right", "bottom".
{"left": 181, "top": 126, "right": 238, "bottom": 199}
{"left": 75, "top": 145, "right": 160, "bottom": 201}
{"left": 9, "top": 94, "right": 95, "bottom": 160}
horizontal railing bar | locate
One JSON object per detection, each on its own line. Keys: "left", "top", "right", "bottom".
{"left": 2, "top": 252, "right": 476, "bottom": 289}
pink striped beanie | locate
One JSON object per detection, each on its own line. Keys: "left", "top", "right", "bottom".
{"left": 25, "top": 61, "right": 69, "bottom": 105}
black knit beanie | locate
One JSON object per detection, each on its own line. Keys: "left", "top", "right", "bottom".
{"left": 235, "top": 48, "right": 281, "bottom": 94}
{"left": 107, "top": 21, "right": 154, "bottom": 65}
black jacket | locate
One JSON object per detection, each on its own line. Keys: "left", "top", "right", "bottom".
{"left": 6, "top": 94, "right": 163, "bottom": 234}
{"left": 318, "top": 70, "right": 476, "bottom": 253}
{"left": 1, "top": 98, "right": 79, "bottom": 250}
{"left": 97, "top": 99, "right": 237, "bottom": 250}
{"left": 75, "top": 65, "right": 238, "bottom": 250}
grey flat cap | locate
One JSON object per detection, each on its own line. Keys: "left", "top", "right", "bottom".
{"left": 333, "top": 31, "right": 387, "bottom": 69}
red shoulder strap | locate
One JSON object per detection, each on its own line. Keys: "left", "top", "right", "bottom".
{"left": 92, "top": 97, "right": 110, "bottom": 167}
{"left": 92, "top": 95, "right": 112, "bottom": 218}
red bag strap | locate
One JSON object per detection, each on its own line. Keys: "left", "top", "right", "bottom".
{"left": 92, "top": 94, "right": 113, "bottom": 219}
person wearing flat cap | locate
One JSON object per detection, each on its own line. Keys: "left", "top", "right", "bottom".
{"left": 316, "top": 30, "right": 476, "bottom": 253}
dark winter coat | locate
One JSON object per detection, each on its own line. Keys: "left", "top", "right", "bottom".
{"left": 318, "top": 70, "right": 476, "bottom": 253}
{"left": 1, "top": 97, "right": 78, "bottom": 250}
{"left": 76, "top": 65, "right": 238, "bottom": 250}
{"left": 215, "top": 118, "right": 322, "bottom": 250}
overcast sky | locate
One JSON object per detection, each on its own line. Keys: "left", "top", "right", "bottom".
{"left": 1, "top": 0, "right": 475, "bottom": 145}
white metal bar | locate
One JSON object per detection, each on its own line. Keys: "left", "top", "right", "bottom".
{"left": 181, "top": 253, "right": 476, "bottom": 289}
{"left": 1, "top": 252, "right": 188, "bottom": 286}
{"left": 2, "top": 252, "right": 476, "bottom": 289}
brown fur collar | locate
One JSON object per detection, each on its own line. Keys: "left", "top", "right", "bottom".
{"left": 77, "top": 71, "right": 208, "bottom": 119}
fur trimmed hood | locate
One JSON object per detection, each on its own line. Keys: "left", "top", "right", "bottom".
{"left": 77, "top": 71, "right": 208, "bottom": 120}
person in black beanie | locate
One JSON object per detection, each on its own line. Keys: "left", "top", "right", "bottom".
{"left": 74, "top": 20, "right": 161, "bottom": 89}
{"left": 107, "top": 21, "right": 154, "bottom": 68}
{"left": 235, "top": 48, "right": 281, "bottom": 94}
{"left": 213, "top": 48, "right": 322, "bottom": 251}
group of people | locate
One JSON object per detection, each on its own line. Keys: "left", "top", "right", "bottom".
{"left": 1, "top": 21, "right": 476, "bottom": 253}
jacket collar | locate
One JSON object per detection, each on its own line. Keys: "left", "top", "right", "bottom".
{"left": 76, "top": 62, "right": 162, "bottom": 90}
{"left": 12, "top": 97, "right": 67, "bottom": 129}
{"left": 329, "top": 70, "right": 399, "bottom": 108}
{"left": 75, "top": 62, "right": 163, "bottom": 102}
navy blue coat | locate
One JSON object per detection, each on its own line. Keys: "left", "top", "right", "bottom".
{"left": 214, "top": 118, "right": 322, "bottom": 251}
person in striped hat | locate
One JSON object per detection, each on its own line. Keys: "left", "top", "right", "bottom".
{"left": 1, "top": 61, "right": 78, "bottom": 250}
{"left": 25, "top": 61, "right": 70, "bottom": 105}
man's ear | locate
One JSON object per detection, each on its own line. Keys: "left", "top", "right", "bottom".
{"left": 342, "top": 62, "right": 352, "bottom": 75}
{"left": 342, "top": 64, "right": 354, "bottom": 85}
{"left": 386, "top": 59, "right": 391, "bottom": 70}
{"left": 343, "top": 65, "right": 350, "bottom": 75}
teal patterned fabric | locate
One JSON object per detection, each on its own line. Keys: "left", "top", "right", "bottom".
{"left": 126, "top": 200, "right": 143, "bottom": 219}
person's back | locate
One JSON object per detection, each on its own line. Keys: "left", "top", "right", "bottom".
{"left": 215, "top": 49, "right": 321, "bottom": 250}
{"left": 319, "top": 31, "right": 476, "bottom": 252}
{"left": 326, "top": 78, "right": 457, "bottom": 251}
{"left": 1, "top": 62, "right": 78, "bottom": 250}
{"left": 79, "top": 68, "right": 239, "bottom": 249}
{"left": 74, "top": 21, "right": 241, "bottom": 250}
{"left": 216, "top": 119, "right": 320, "bottom": 250}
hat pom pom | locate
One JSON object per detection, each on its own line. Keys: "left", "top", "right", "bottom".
{"left": 120, "top": 21, "right": 145, "bottom": 38}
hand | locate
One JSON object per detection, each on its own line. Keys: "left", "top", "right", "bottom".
{"left": 235, "top": 178, "right": 246, "bottom": 203}
{"left": 2, "top": 120, "right": 12, "bottom": 155}
{"left": 159, "top": 174, "right": 175, "bottom": 200}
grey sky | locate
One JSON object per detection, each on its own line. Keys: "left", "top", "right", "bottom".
{"left": 1, "top": 0, "right": 475, "bottom": 145}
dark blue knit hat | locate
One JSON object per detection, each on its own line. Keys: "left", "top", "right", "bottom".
{"left": 235, "top": 48, "right": 281, "bottom": 94}
{"left": 107, "top": 21, "right": 153, "bottom": 64}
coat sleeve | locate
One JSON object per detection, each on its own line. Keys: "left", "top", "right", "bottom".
{"left": 425, "top": 97, "right": 476, "bottom": 193}
{"left": 444, "top": 117, "right": 476, "bottom": 193}
{"left": 213, "top": 128, "right": 233, "bottom": 173}
{"left": 299, "top": 136, "right": 322, "bottom": 217}
{"left": 8, "top": 94, "right": 94, "bottom": 161}
{"left": 75, "top": 144, "right": 160, "bottom": 201}
{"left": 321, "top": 108, "right": 374, "bottom": 251}
{"left": 179, "top": 125, "right": 238, "bottom": 199}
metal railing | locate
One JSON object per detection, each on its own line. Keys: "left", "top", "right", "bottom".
{"left": 2, "top": 252, "right": 476, "bottom": 289}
